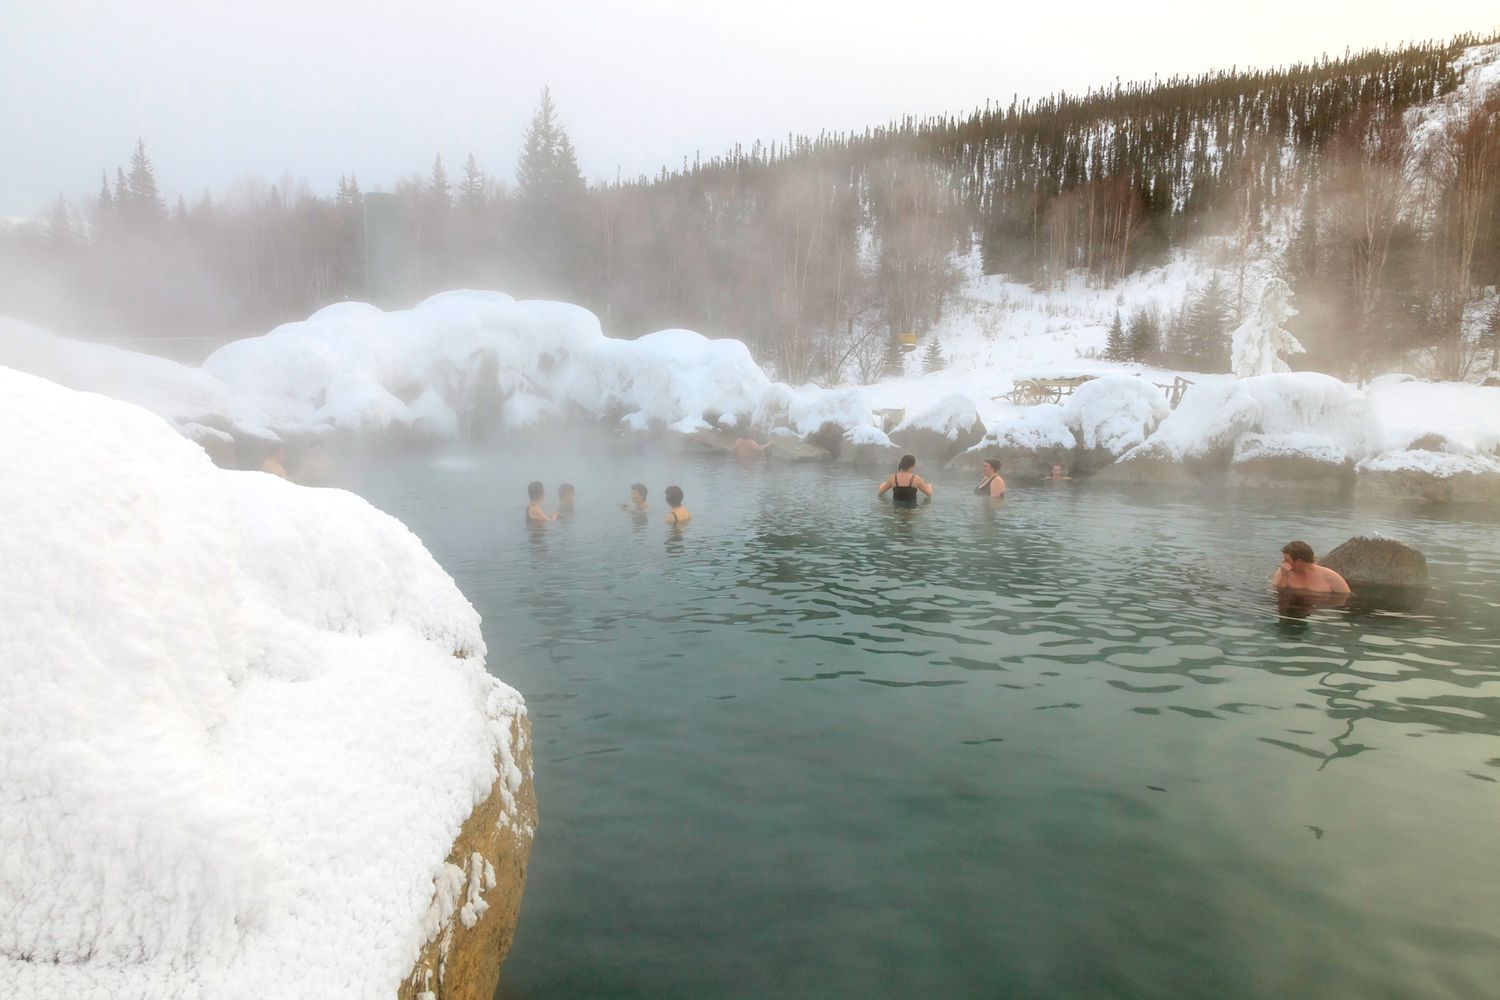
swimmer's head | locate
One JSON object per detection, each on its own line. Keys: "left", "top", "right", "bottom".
{"left": 630, "top": 483, "right": 647, "bottom": 503}
{"left": 1282, "top": 540, "right": 1316, "bottom": 565}
{"left": 528, "top": 481, "right": 544, "bottom": 501}
{"left": 984, "top": 458, "right": 1003, "bottom": 475}
{"left": 559, "top": 483, "right": 575, "bottom": 500}
{"left": 1050, "top": 463, "right": 1063, "bottom": 476}
{"left": 665, "top": 485, "right": 684, "bottom": 508}
{"left": 898, "top": 454, "right": 917, "bottom": 471}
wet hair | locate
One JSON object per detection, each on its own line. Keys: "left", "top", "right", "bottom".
{"left": 1282, "top": 540, "right": 1316, "bottom": 564}
{"left": 630, "top": 483, "right": 648, "bottom": 499}
{"left": 665, "top": 485, "right": 684, "bottom": 507}
{"left": 528, "top": 481, "right": 544, "bottom": 501}
{"left": 559, "top": 483, "right": 575, "bottom": 498}
{"left": 898, "top": 454, "right": 917, "bottom": 471}
{"left": 986, "top": 458, "right": 1003, "bottom": 472}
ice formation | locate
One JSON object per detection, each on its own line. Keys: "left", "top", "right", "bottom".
{"left": 0, "top": 368, "right": 526, "bottom": 999}
{"left": 1061, "top": 375, "right": 1170, "bottom": 456}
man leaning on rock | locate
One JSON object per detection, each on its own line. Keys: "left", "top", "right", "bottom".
{"left": 1271, "top": 540, "right": 1351, "bottom": 595}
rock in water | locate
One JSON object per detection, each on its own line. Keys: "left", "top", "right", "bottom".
{"left": 1320, "top": 536, "right": 1429, "bottom": 589}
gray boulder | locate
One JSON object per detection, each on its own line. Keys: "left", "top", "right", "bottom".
{"left": 1355, "top": 452, "right": 1500, "bottom": 506}
{"left": 1320, "top": 536, "right": 1429, "bottom": 589}
{"left": 766, "top": 436, "right": 833, "bottom": 462}
{"left": 665, "top": 425, "right": 737, "bottom": 455}
{"left": 889, "top": 418, "right": 986, "bottom": 466}
{"left": 839, "top": 439, "right": 906, "bottom": 471}
{"left": 1228, "top": 434, "right": 1353, "bottom": 496}
{"left": 1093, "top": 447, "right": 1202, "bottom": 487}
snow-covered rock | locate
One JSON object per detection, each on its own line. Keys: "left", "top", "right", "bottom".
{"left": 1355, "top": 450, "right": 1500, "bottom": 505}
{"left": 0, "top": 367, "right": 535, "bottom": 999}
{"left": 890, "top": 392, "right": 986, "bottom": 462}
{"left": 1061, "top": 375, "right": 1170, "bottom": 470}
{"left": 950, "top": 404, "right": 1075, "bottom": 475}
{"left": 1124, "top": 372, "right": 1376, "bottom": 466}
{"left": 1228, "top": 432, "right": 1353, "bottom": 495}
{"left": 837, "top": 425, "right": 906, "bottom": 470}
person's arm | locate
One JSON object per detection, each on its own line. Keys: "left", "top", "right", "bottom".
{"left": 1270, "top": 566, "right": 1289, "bottom": 587}
{"left": 1326, "top": 568, "right": 1351, "bottom": 595}
{"left": 528, "top": 505, "right": 549, "bottom": 523}
{"left": 989, "top": 476, "right": 1006, "bottom": 496}
{"left": 877, "top": 476, "right": 893, "bottom": 496}
{"left": 916, "top": 475, "right": 934, "bottom": 497}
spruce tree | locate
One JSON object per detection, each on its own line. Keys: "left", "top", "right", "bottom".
{"left": 459, "top": 154, "right": 486, "bottom": 210}
{"left": 125, "top": 139, "right": 165, "bottom": 225}
{"left": 47, "top": 193, "right": 75, "bottom": 246}
{"left": 429, "top": 154, "right": 451, "bottom": 207}
{"left": 96, "top": 171, "right": 113, "bottom": 215}
{"left": 922, "top": 338, "right": 945, "bottom": 373}
{"left": 1104, "top": 310, "right": 1128, "bottom": 361}
{"left": 1126, "top": 306, "right": 1160, "bottom": 363}
{"left": 1181, "top": 275, "right": 1232, "bottom": 371}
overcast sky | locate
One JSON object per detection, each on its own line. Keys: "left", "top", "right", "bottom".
{"left": 2, "top": 0, "right": 1496, "bottom": 216}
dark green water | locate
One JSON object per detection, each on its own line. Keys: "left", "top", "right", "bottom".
{"left": 350, "top": 450, "right": 1500, "bottom": 1000}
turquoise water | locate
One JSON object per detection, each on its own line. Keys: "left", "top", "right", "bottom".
{"left": 351, "top": 451, "right": 1500, "bottom": 1000}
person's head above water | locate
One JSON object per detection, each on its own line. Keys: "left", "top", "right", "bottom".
{"left": 1282, "top": 540, "right": 1316, "bottom": 565}
{"left": 630, "top": 483, "right": 647, "bottom": 502}
{"left": 898, "top": 454, "right": 917, "bottom": 472}
{"left": 665, "top": 485, "right": 684, "bottom": 508}
{"left": 559, "top": 483, "right": 575, "bottom": 500}
{"left": 528, "top": 481, "right": 544, "bottom": 502}
{"left": 984, "top": 458, "right": 1003, "bottom": 475}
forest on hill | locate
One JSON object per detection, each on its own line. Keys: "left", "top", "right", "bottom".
{"left": 4, "top": 32, "right": 1499, "bottom": 383}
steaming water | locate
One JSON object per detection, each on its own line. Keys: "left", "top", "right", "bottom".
{"left": 351, "top": 451, "right": 1500, "bottom": 1000}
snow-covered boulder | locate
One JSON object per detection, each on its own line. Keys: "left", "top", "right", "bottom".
{"left": 1126, "top": 373, "right": 1376, "bottom": 468}
{"left": 1093, "top": 447, "right": 1205, "bottom": 487}
{"left": 765, "top": 429, "right": 834, "bottom": 463}
{"left": 1320, "top": 536, "right": 1430, "bottom": 590}
{"left": 1355, "top": 450, "right": 1500, "bottom": 506}
{"left": 889, "top": 392, "right": 986, "bottom": 463}
{"left": 948, "top": 405, "right": 1075, "bottom": 476}
{"left": 1061, "top": 375, "right": 1170, "bottom": 471}
{"left": 837, "top": 424, "right": 907, "bottom": 470}
{"left": 0, "top": 367, "right": 535, "bottom": 999}
{"left": 1228, "top": 432, "right": 1353, "bottom": 495}
{"left": 665, "top": 422, "right": 737, "bottom": 455}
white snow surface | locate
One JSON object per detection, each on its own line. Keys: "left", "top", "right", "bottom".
{"left": 0, "top": 368, "right": 526, "bottom": 1000}
{"left": 1124, "top": 373, "right": 1378, "bottom": 462}
{"left": 893, "top": 392, "right": 982, "bottom": 439}
{"left": 1061, "top": 375, "right": 1170, "bottom": 456}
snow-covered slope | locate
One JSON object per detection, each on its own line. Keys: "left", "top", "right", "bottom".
{"left": 0, "top": 368, "right": 528, "bottom": 999}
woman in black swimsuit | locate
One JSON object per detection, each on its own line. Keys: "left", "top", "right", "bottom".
{"left": 878, "top": 454, "right": 933, "bottom": 501}
{"left": 973, "top": 458, "right": 1005, "bottom": 498}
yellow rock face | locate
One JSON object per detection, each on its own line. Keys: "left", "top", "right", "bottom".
{"left": 400, "top": 715, "right": 538, "bottom": 1000}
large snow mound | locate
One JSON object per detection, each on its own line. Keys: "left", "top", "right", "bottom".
{"left": 0, "top": 367, "right": 525, "bottom": 999}
{"left": 1124, "top": 372, "right": 1377, "bottom": 462}
{"left": 1062, "top": 375, "right": 1170, "bottom": 456}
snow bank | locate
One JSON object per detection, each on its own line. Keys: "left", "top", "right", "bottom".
{"left": 0, "top": 367, "right": 526, "bottom": 999}
{"left": 1125, "top": 373, "right": 1377, "bottom": 462}
{"left": 1061, "top": 375, "right": 1169, "bottom": 456}
{"left": 893, "top": 392, "right": 981, "bottom": 440}
{"left": 1365, "top": 379, "right": 1500, "bottom": 456}
{"left": 0, "top": 316, "right": 233, "bottom": 427}
{"left": 1233, "top": 432, "right": 1348, "bottom": 466}
{"left": 786, "top": 385, "right": 877, "bottom": 438}
{"left": 974, "top": 403, "right": 1075, "bottom": 453}
{"left": 1356, "top": 449, "right": 1500, "bottom": 478}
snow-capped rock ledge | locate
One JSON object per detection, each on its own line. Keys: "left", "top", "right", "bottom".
{"left": 0, "top": 368, "right": 535, "bottom": 1000}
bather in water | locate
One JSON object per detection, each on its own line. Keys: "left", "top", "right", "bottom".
{"left": 974, "top": 458, "right": 1006, "bottom": 497}
{"left": 664, "top": 485, "right": 692, "bottom": 526}
{"left": 879, "top": 454, "right": 933, "bottom": 502}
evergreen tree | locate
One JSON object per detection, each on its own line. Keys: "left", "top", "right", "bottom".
{"left": 922, "top": 337, "right": 945, "bottom": 373}
{"left": 516, "top": 87, "right": 590, "bottom": 292}
{"left": 1126, "top": 306, "right": 1160, "bottom": 363}
{"left": 1180, "top": 274, "right": 1232, "bottom": 371}
{"left": 1230, "top": 278, "right": 1304, "bottom": 376}
{"left": 1104, "top": 310, "right": 1128, "bottom": 360}
{"left": 125, "top": 138, "right": 165, "bottom": 225}
{"left": 429, "top": 154, "right": 451, "bottom": 207}
{"left": 459, "top": 154, "right": 486, "bottom": 209}
{"left": 47, "top": 193, "right": 75, "bottom": 247}
{"left": 96, "top": 171, "right": 113, "bottom": 216}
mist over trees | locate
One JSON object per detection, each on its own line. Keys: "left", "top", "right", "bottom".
{"left": 3, "top": 33, "right": 1498, "bottom": 382}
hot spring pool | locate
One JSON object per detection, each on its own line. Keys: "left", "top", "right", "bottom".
{"left": 349, "top": 449, "right": 1500, "bottom": 1000}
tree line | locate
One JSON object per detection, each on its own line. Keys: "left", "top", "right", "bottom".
{"left": 3, "top": 34, "right": 1498, "bottom": 381}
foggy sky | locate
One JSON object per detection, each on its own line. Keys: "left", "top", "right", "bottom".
{"left": 2, "top": 0, "right": 1496, "bottom": 216}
